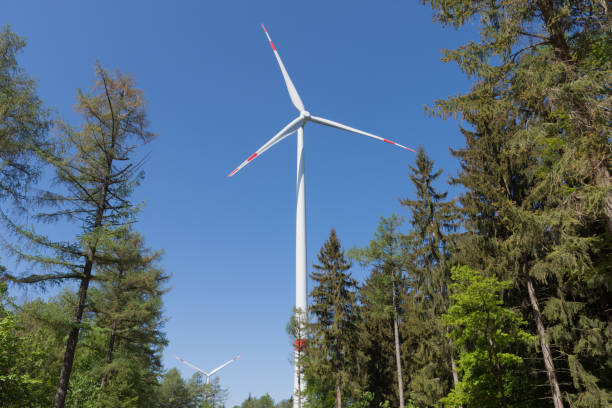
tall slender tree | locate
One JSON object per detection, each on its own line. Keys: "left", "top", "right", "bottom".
{"left": 307, "top": 229, "right": 360, "bottom": 408}
{"left": 400, "top": 147, "right": 459, "bottom": 403}
{"left": 351, "top": 215, "right": 408, "bottom": 408}
{"left": 3, "top": 63, "right": 156, "bottom": 407}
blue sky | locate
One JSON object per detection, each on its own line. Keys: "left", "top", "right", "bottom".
{"left": 2, "top": 1, "right": 474, "bottom": 405}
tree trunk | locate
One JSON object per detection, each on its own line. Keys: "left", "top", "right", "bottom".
{"left": 526, "top": 277, "right": 564, "bottom": 408}
{"left": 336, "top": 372, "right": 342, "bottom": 408}
{"left": 100, "top": 322, "right": 117, "bottom": 389}
{"left": 53, "top": 176, "right": 109, "bottom": 408}
{"left": 595, "top": 163, "right": 612, "bottom": 237}
{"left": 447, "top": 329, "right": 460, "bottom": 388}
{"left": 52, "top": 258, "right": 93, "bottom": 408}
{"left": 392, "top": 286, "right": 405, "bottom": 408}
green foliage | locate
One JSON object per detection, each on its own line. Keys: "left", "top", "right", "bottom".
{"left": 442, "top": 266, "right": 536, "bottom": 407}
{"left": 351, "top": 216, "right": 409, "bottom": 407}
{"left": 0, "top": 25, "right": 50, "bottom": 206}
{"left": 421, "top": 0, "right": 612, "bottom": 406}
{"left": 0, "top": 283, "right": 43, "bottom": 407}
{"left": 400, "top": 147, "right": 459, "bottom": 407}
{"left": 233, "top": 394, "right": 291, "bottom": 408}
{"left": 158, "top": 368, "right": 195, "bottom": 408}
{"left": 306, "top": 229, "right": 361, "bottom": 407}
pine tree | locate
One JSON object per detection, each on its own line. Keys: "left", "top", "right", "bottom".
{"left": 351, "top": 215, "right": 408, "bottom": 408}
{"left": 306, "top": 229, "right": 360, "bottom": 408}
{"left": 3, "top": 63, "right": 156, "bottom": 407}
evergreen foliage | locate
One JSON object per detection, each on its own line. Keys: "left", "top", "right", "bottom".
{"left": 400, "top": 146, "right": 459, "bottom": 406}
{"left": 0, "top": 25, "right": 50, "bottom": 207}
{"left": 351, "top": 215, "right": 409, "bottom": 408}
{"left": 420, "top": 0, "right": 612, "bottom": 406}
{"left": 306, "top": 229, "right": 360, "bottom": 408}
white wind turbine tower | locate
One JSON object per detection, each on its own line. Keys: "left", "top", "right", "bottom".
{"left": 228, "top": 25, "right": 415, "bottom": 407}
{"left": 175, "top": 354, "right": 241, "bottom": 385}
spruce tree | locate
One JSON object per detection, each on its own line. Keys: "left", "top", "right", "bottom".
{"left": 90, "top": 230, "right": 168, "bottom": 391}
{"left": 400, "top": 146, "right": 459, "bottom": 404}
{"left": 307, "top": 228, "right": 359, "bottom": 408}
{"left": 420, "top": 1, "right": 611, "bottom": 406}
{"left": 87, "top": 229, "right": 168, "bottom": 406}
{"left": 3, "top": 63, "right": 155, "bottom": 407}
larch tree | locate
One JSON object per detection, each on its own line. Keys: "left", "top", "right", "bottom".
{"left": 350, "top": 215, "right": 408, "bottom": 408}
{"left": 0, "top": 25, "right": 50, "bottom": 209}
{"left": 307, "top": 228, "right": 360, "bottom": 408}
{"left": 3, "top": 63, "right": 156, "bottom": 408}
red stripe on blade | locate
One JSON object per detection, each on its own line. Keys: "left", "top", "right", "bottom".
{"left": 247, "top": 153, "right": 258, "bottom": 161}
{"left": 383, "top": 139, "right": 396, "bottom": 145}
{"left": 261, "top": 23, "right": 267, "bottom": 32}
{"left": 270, "top": 41, "right": 276, "bottom": 51}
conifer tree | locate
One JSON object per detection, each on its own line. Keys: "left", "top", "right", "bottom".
{"left": 3, "top": 63, "right": 155, "bottom": 407}
{"left": 90, "top": 229, "right": 168, "bottom": 392}
{"left": 400, "top": 146, "right": 459, "bottom": 403}
{"left": 307, "top": 229, "right": 359, "bottom": 408}
{"left": 420, "top": 0, "right": 612, "bottom": 405}
{"left": 0, "top": 25, "right": 50, "bottom": 207}
{"left": 188, "top": 375, "right": 229, "bottom": 408}
{"left": 351, "top": 215, "right": 408, "bottom": 408}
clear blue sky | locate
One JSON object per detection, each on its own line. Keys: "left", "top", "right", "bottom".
{"left": 3, "top": 1, "right": 474, "bottom": 405}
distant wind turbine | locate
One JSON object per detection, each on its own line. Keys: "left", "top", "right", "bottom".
{"left": 228, "top": 24, "right": 415, "bottom": 407}
{"left": 175, "top": 354, "right": 241, "bottom": 384}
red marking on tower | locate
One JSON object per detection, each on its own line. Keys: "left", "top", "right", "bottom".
{"left": 247, "top": 153, "right": 258, "bottom": 161}
{"left": 294, "top": 339, "right": 308, "bottom": 351}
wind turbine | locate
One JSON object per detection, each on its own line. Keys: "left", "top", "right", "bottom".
{"left": 228, "top": 24, "right": 415, "bottom": 407}
{"left": 175, "top": 354, "right": 241, "bottom": 384}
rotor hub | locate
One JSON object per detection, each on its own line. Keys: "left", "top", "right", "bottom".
{"left": 301, "top": 110, "right": 311, "bottom": 119}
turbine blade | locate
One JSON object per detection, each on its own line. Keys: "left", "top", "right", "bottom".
{"left": 209, "top": 354, "right": 241, "bottom": 376}
{"left": 309, "top": 115, "right": 416, "bottom": 152}
{"left": 228, "top": 117, "right": 303, "bottom": 178}
{"left": 261, "top": 24, "right": 305, "bottom": 112}
{"left": 175, "top": 356, "right": 209, "bottom": 376}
